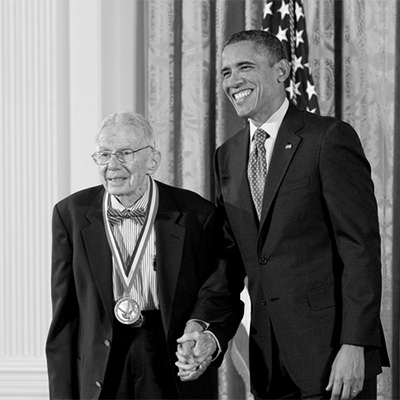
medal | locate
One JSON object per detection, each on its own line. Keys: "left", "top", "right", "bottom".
{"left": 114, "top": 297, "right": 143, "bottom": 326}
{"left": 103, "top": 178, "right": 159, "bottom": 327}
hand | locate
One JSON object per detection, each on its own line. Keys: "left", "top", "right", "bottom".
{"left": 175, "top": 347, "right": 212, "bottom": 381}
{"left": 326, "top": 344, "right": 364, "bottom": 400}
{"left": 175, "top": 322, "right": 217, "bottom": 381}
{"left": 177, "top": 330, "right": 217, "bottom": 365}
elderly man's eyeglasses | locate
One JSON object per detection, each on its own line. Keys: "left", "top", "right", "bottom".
{"left": 91, "top": 146, "right": 153, "bottom": 165}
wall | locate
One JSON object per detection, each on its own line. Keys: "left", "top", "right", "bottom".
{"left": 0, "top": 1, "right": 145, "bottom": 397}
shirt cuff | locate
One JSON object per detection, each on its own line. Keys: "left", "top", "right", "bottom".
{"left": 204, "top": 330, "right": 222, "bottom": 362}
{"left": 186, "top": 319, "right": 209, "bottom": 330}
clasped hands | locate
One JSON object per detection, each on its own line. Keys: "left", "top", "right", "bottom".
{"left": 175, "top": 321, "right": 217, "bottom": 381}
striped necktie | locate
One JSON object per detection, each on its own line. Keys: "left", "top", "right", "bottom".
{"left": 247, "top": 128, "right": 269, "bottom": 220}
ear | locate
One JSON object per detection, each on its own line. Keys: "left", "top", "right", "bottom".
{"left": 276, "top": 59, "right": 291, "bottom": 83}
{"left": 147, "top": 150, "right": 161, "bottom": 176}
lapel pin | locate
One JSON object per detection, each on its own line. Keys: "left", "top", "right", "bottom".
{"left": 285, "top": 143, "right": 293, "bottom": 149}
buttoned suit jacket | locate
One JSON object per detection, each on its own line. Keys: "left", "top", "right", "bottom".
{"left": 46, "top": 180, "right": 243, "bottom": 400}
{"left": 213, "top": 102, "right": 389, "bottom": 397}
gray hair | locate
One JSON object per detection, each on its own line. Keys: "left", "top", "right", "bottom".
{"left": 97, "top": 111, "right": 156, "bottom": 148}
{"left": 224, "top": 30, "right": 288, "bottom": 66}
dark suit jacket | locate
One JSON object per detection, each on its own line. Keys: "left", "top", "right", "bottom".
{"left": 214, "top": 103, "right": 389, "bottom": 396}
{"left": 46, "top": 180, "right": 243, "bottom": 400}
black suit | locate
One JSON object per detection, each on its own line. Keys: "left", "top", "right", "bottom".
{"left": 46, "top": 180, "right": 243, "bottom": 399}
{"left": 211, "top": 103, "right": 389, "bottom": 397}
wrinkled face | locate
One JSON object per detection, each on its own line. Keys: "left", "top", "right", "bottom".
{"left": 97, "top": 126, "right": 160, "bottom": 207}
{"left": 221, "top": 41, "right": 285, "bottom": 126}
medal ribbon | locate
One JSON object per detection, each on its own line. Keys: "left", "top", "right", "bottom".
{"left": 103, "top": 178, "right": 159, "bottom": 294}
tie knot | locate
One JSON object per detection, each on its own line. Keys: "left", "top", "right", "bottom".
{"left": 107, "top": 207, "right": 146, "bottom": 225}
{"left": 254, "top": 128, "right": 269, "bottom": 147}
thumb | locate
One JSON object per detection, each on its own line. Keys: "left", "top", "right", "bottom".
{"left": 326, "top": 371, "right": 334, "bottom": 391}
{"left": 177, "top": 332, "right": 198, "bottom": 344}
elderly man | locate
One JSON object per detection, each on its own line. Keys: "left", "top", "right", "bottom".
{"left": 46, "top": 111, "right": 243, "bottom": 399}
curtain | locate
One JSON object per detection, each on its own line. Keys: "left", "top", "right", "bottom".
{"left": 146, "top": 1, "right": 398, "bottom": 399}
{"left": 306, "top": 1, "right": 397, "bottom": 399}
{"left": 147, "top": 0, "right": 264, "bottom": 200}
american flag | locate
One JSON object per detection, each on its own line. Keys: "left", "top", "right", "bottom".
{"left": 262, "top": 0, "right": 320, "bottom": 114}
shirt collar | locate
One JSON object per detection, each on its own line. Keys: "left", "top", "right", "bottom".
{"left": 249, "top": 98, "right": 289, "bottom": 142}
{"left": 110, "top": 176, "right": 151, "bottom": 211}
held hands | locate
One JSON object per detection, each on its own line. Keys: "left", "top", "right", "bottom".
{"left": 175, "top": 321, "right": 217, "bottom": 381}
{"left": 326, "top": 344, "right": 364, "bottom": 400}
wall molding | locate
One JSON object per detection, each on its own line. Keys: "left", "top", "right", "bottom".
{"left": 0, "top": 358, "right": 48, "bottom": 398}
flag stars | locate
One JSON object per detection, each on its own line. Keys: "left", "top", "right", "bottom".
{"left": 263, "top": 1, "right": 273, "bottom": 19}
{"left": 262, "top": 0, "right": 320, "bottom": 114}
{"left": 306, "top": 80, "right": 318, "bottom": 100}
{"left": 286, "top": 80, "right": 301, "bottom": 99}
{"left": 296, "top": 30, "right": 304, "bottom": 47}
{"left": 276, "top": 26, "right": 288, "bottom": 42}
{"left": 295, "top": 3, "right": 305, "bottom": 21}
{"left": 278, "top": 0, "right": 290, "bottom": 20}
{"left": 292, "top": 55, "right": 304, "bottom": 73}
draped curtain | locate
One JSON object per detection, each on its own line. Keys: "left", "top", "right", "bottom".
{"left": 146, "top": 1, "right": 398, "bottom": 399}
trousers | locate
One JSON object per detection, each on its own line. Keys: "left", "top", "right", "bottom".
{"left": 99, "top": 311, "right": 179, "bottom": 399}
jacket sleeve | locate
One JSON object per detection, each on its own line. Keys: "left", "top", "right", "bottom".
{"left": 189, "top": 155, "right": 246, "bottom": 363}
{"left": 319, "top": 120, "right": 383, "bottom": 347}
{"left": 45, "top": 204, "right": 79, "bottom": 399}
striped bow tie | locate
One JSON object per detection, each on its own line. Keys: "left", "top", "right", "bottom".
{"left": 107, "top": 207, "right": 146, "bottom": 225}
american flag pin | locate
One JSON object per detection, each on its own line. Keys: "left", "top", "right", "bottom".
{"left": 285, "top": 143, "right": 293, "bottom": 149}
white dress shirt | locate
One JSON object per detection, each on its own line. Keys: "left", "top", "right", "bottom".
{"left": 248, "top": 98, "right": 289, "bottom": 168}
{"left": 109, "top": 177, "right": 158, "bottom": 310}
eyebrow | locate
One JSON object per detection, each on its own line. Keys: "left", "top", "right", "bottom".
{"left": 221, "top": 60, "right": 256, "bottom": 74}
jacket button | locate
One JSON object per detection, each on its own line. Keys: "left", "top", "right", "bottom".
{"left": 258, "top": 258, "right": 267, "bottom": 265}
{"left": 260, "top": 298, "right": 267, "bottom": 306}
{"left": 104, "top": 340, "right": 111, "bottom": 347}
{"left": 95, "top": 381, "right": 102, "bottom": 388}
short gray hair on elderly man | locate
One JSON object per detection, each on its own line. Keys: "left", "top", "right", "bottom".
{"left": 97, "top": 111, "right": 156, "bottom": 149}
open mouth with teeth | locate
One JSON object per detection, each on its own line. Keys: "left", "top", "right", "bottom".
{"left": 108, "top": 178, "right": 127, "bottom": 184}
{"left": 233, "top": 89, "right": 253, "bottom": 103}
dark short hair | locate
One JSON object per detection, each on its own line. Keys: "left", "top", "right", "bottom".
{"left": 224, "top": 30, "right": 288, "bottom": 65}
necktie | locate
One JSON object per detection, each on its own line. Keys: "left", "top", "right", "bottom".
{"left": 107, "top": 207, "right": 146, "bottom": 226}
{"left": 248, "top": 128, "right": 269, "bottom": 220}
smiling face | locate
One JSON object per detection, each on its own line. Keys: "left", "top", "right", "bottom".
{"left": 97, "top": 125, "right": 160, "bottom": 207}
{"left": 221, "top": 41, "right": 289, "bottom": 126}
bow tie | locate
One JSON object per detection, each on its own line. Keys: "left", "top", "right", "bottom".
{"left": 107, "top": 207, "right": 146, "bottom": 226}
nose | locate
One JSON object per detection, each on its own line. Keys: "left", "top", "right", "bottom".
{"left": 107, "top": 153, "right": 122, "bottom": 169}
{"left": 226, "top": 70, "right": 245, "bottom": 89}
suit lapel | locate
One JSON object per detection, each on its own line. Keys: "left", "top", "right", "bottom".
{"left": 81, "top": 188, "right": 114, "bottom": 325}
{"left": 154, "top": 183, "right": 185, "bottom": 335}
{"left": 259, "top": 104, "right": 304, "bottom": 230}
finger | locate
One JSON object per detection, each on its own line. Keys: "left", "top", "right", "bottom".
{"left": 355, "top": 377, "right": 364, "bottom": 393}
{"left": 326, "top": 370, "right": 335, "bottom": 391}
{"left": 178, "top": 369, "right": 196, "bottom": 380}
{"left": 175, "top": 354, "right": 198, "bottom": 369}
{"left": 340, "top": 383, "right": 351, "bottom": 400}
{"left": 175, "top": 351, "right": 192, "bottom": 365}
{"left": 330, "top": 379, "right": 343, "bottom": 400}
{"left": 178, "top": 367, "right": 202, "bottom": 381}
{"left": 179, "top": 340, "right": 196, "bottom": 358}
{"left": 175, "top": 361, "right": 198, "bottom": 372}
{"left": 177, "top": 332, "right": 200, "bottom": 344}
{"left": 179, "top": 364, "right": 206, "bottom": 381}
{"left": 349, "top": 384, "right": 362, "bottom": 400}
